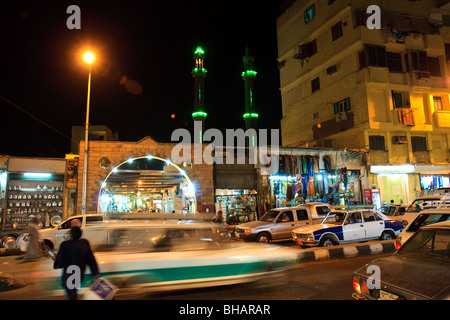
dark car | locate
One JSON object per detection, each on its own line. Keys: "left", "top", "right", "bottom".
{"left": 352, "top": 221, "right": 450, "bottom": 300}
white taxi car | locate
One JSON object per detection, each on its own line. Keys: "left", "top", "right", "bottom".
{"left": 292, "top": 210, "right": 403, "bottom": 247}
{"left": 36, "top": 222, "right": 300, "bottom": 298}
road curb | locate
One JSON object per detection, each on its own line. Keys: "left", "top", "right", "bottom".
{"left": 297, "top": 240, "right": 397, "bottom": 263}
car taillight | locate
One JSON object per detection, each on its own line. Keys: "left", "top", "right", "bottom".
{"left": 395, "top": 237, "right": 402, "bottom": 250}
{"left": 353, "top": 276, "right": 370, "bottom": 295}
{"left": 352, "top": 276, "right": 361, "bottom": 294}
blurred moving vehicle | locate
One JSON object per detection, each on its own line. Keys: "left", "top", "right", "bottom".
{"left": 292, "top": 209, "right": 403, "bottom": 247}
{"left": 235, "top": 203, "right": 331, "bottom": 243}
{"left": 352, "top": 221, "right": 450, "bottom": 300}
{"left": 36, "top": 222, "right": 300, "bottom": 298}
{"left": 379, "top": 205, "right": 407, "bottom": 221}
{"left": 396, "top": 208, "right": 450, "bottom": 246}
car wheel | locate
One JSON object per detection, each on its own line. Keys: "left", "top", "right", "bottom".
{"left": 256, "top": 233, "right": 271, "bottom": 243}
{"left": 319, "top": 236, "right": 336, "bottom": 247}
{"left": 40, "top": 240, "right": 53, "bottom": 255}
{"left": 380, "top": 231, "right": 394, "bottom": 241}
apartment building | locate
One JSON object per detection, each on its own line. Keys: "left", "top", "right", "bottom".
{"left": 277, "top": 0, "right": 450, "bottom": 203}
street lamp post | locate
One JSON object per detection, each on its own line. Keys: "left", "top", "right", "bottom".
{"left": 81, "top": 51, "right": 95, "bottom": 215}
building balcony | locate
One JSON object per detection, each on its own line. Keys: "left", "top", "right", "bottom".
{"left": 434, "top": 111, "right": 450, "bottom": 128}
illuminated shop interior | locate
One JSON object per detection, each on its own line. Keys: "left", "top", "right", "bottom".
{"left": 98, "top": 156, "right": 196, "bottom": 214}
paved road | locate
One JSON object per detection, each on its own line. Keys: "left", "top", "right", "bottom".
{"left": 146, "top": 254, "right": 390, "bottom": 300}
{"left": 0, "top": 247, "right": 391, "bottom": 300}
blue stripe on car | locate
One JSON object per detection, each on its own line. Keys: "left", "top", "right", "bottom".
{"left": 385, "top": 220, "right": 403, "bottom": 232}
{"left": 313, "top": 226, "right": 344, "bottom": 241}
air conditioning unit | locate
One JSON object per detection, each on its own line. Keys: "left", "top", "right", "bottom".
{"left": 327, "top": 65, "right": 337, "bottom": 75}
{"left": 293, "top": 45, "right": 304, "bottom": 59}
{"left": 418, "top": 71, "right": 431, "bottom": 79}
{"left": 335, "top": 111, "right": 347, "bottom": 123}
{"left": 392, "top": 136, "right": 408, "bottom": 144}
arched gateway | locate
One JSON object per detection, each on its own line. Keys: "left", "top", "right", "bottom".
{"left": 76, "top": 136, "right": 214, "bottom": 215}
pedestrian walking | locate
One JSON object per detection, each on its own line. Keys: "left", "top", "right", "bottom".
{"left": 53, "top": 226, "right": 100, "bottom": 300}
{"left": 23, "top": 216, "right": 42, "bottom": 261}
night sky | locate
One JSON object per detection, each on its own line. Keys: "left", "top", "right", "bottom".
{"left": 1, "top": 0, "right": 292, "bottom": 158}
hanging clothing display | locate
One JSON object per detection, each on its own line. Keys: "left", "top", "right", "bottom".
{"left": 267, "top": 153, "right": 361, "bottom": 207}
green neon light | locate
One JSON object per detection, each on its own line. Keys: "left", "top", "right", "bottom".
{"left": 192, "top": 67, "right": 207, "bottom": 74}
{"left": 194, "top": 46, "right": 204, "bottom": 55}
{"left": 192, "top": 111, "right": 207, "bottom": 117}
{"left": 243, "top": 113, "right": 259, "bottom": 119}
{"left": 241, "top": 70, "right": 257, "bottom": 77}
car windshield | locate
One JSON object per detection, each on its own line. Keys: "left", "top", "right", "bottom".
{"left": 380, "top": 206, "right": 396, "bottom": 216}
{"left": 406, "top": 213, "right": 450, "bottom": 233}
{"left": 406, "top": 198, "right": 448, "bottom": 213}
{"left": 260, "top": 210, "right": 280, "bottom": 222}
{"left": 322, "top": 211, "right": 347, "bottom": 225}
{"left": 398, "top": 229, "right": 450, "bottom": 261}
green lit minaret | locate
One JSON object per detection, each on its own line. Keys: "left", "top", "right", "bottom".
{"left": 192, "top": 46, "right": 207, "bottom": 143}
{"left": 242, "top": 47, "right": 258, "bottom": 146}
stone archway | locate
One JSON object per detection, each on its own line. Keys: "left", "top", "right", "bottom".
{"left": 77, "top": 136, "right": 214, "bottom": 214}
{"left": 97, "top": 155, "right": 196, "bottom": 214}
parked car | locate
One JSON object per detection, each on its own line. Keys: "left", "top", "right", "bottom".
{"left": 36, "top": 222, "right": 300, "bottom": 298}
{"left": 234, "top": 203, "right": 331, "bottom": 243}
{"left": 38, "top": 214, "right": 109, "bottom": 253}
{"left": 402, "top": 195, "right": 450, "bottom": 229}
{"left": 352, "top": 221, "right": 450, "bottom": 300}
{"left": 379, "top": 204, "right": 407, "bottom": 221}
{"left": 405, "top": 195, "right": 450, "bottom": 214}
{"left": 291, "top": 209, "right": 403, "bottom": 247}
{"left": 396, "top": 208, "right": 450, "bottom": 246}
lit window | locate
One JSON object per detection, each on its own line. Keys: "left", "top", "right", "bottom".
{"left": 304, "top": 5, "right": 315, "bottom": 24}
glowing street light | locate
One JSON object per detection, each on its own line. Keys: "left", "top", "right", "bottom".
{"left": 81, "top": 50, "right": 95, "bottom": 215}
{"left": 83, "top": 51, "right": 95, "bottom": 64}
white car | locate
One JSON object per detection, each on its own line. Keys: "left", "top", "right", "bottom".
{"left": 292, "top": 210, "right": 404, "bottom": 247}
{"left": 379, "top": 205, "right": 407, "bottom": 221}
{"left": 402, "top": 195, "right": 450, "bottom": 229}
{"left": 38, "top": 214, "right": 109, "bottom": 252}
{"left": 396, "top": 208, "right": 450, "bottom": 246}
{"left": 35, "top": 222, "right": 299, "bottom": 298}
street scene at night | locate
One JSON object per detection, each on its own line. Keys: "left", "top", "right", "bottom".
{"left": 1, "top": 0, "right": 450, "bottom": 314}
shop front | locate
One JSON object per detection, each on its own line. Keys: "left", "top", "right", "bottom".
{"left": 1, "top": 157, "right": 68, "bottom": 232}
{"left": 415, "top": 164, "right": 450, "bottom": 197}
{"left": 368, "top": 164, "right": 450, "bottom": 205}
{"left": 213, "top": 164, "right": 258, "bottom": 222}
{"left": 259, "top": 150, "right": 363, "bottom": 211}
{"left": 98, "top": 156, "right": 196, "bottom": 215}
{"left": 368, "top": 165, "right": 414, "bottom": 206}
